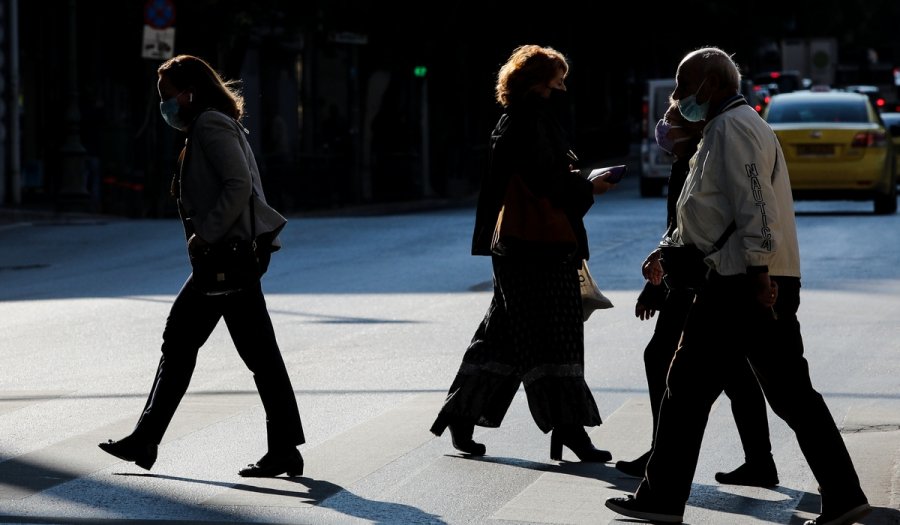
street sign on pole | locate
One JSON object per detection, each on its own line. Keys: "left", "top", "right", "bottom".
{"left": 142, "top": 0, "right": 175, "bottom": 60}
{"left": 142, "top": 26, "right": 175, "bottom": 60}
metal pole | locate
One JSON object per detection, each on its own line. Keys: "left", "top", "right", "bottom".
{"left": 9, "top": 0, "right": 20, "bottom": 205}
{"left": 419, "top": 76, "right": 433, "bottom": 197}
{"left": 57, "top": 0, "right": 88, "bottom": 210}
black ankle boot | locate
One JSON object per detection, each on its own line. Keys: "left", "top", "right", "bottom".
{"left": 615, "top": 449, "right": 652, "bottom": 477}
{"left": 448, "top": 421, "right": 486, "bottom": 456}
{"left": 550, "top": 425, "right": 611, "bottom": 463}
{"left": 98, "top": 435, "right": 158, "bottom": 471}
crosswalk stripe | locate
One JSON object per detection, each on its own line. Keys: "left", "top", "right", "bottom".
{"left": 0, "top": 391, "right": 69, "bottom": 417}
{"left": 491, "top": 398, "right": 651, "bottom": 524}
{"left": 840, "top": 405, "right": 900, "bottom": 511}
{"left": 202, "top": 392, "right": 445, "bottom": 507}
{"left": 1, "top": 387, "right": 893, "bottom": 524}
{"left": 0, "top": 392, "right": 258, "bottom": 500}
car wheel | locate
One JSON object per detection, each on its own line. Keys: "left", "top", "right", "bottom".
{"left": 874, "top": 181, "right": 898, "bottom": 215}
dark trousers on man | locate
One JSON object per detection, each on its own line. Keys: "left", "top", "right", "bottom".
{"left": 636, "top": 273, "right": 866, "bottom": 516}
{"left": 643, "top": 287, "right": 773, "bottom": 462}
{"left": 131, "top": 274, "right": 305, "bottom": 452}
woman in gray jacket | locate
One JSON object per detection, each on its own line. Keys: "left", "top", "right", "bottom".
{"left": 98, "top": 54, "right": 305, "bottom": 478}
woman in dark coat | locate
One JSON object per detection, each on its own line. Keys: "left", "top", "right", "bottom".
{"left": 430, "top": 44, "right": 616, "bottom": 461}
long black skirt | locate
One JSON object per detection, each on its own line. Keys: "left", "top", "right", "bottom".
{"left": 430, "top": 256, "right": 602, "bottom": 435}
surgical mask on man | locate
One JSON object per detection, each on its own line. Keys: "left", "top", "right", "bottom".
{"left": 159, "top": 95, "right": 188, "bottom": 131}
{"left": 677, "top": 79, "right": 709, "bottom": 122}
{"left": 654, "top": 119, "right": 692, "bottom": 154}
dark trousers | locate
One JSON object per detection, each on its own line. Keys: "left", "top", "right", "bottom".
{"left": 637, "top": 274, "right": 866, "bottom": 515}
{"left": 131, "top": 274, "right": 304, "bottom": 452}
{"left": 643, "top": 288, "right": 772, "bottom": 463}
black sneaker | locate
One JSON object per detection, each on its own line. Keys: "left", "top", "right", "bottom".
{"left": 605, "top": 494, "right": 683, "bottom": 523}
{"left": 615, "top": 449, "right": 651, "bottom": 478}
{"left": 803, "top": 502, "right": 871, "bottom": 525}
{"left": 714, "top": 461, "right": 779, "bottom": 487}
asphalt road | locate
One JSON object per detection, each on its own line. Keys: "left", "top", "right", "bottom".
{"left": 1, "top": 173, "right": 899, "bottom": 524}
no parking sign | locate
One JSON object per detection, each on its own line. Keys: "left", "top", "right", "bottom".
{"left": 144, "top": 0, "right": 175, "bottom": 29}
{"left": 142, "top": 0, "right": 176, "bottom": 60}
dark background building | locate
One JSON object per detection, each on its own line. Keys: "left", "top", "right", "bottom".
{"left": 4, "top": 0, "right": 900, "bottom": 217}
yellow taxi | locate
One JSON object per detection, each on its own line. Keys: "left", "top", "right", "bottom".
{"left": 763, "top": 91, "right": 897, "bottom": 214}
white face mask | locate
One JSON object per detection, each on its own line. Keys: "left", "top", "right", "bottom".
{"left": 677, "top": 78, "right": 709, "bottom": 122}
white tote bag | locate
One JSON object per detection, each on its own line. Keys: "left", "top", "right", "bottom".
{"left": 579, "top": 260, "right": 614, "bottom": 321}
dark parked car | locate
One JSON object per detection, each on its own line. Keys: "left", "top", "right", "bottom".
{"left": 879, "top": 111, "right": 900, "bottom": 184}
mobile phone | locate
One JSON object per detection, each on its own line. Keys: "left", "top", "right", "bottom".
{"left": 588, "top": 165, "right": 627, "bottom": 184}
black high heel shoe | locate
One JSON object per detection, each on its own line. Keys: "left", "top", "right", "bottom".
{"left": 448, "top": 422, "right": 486, "bottom": 456}
{"left": 238, "top": 448, "right": 304, "bottom": 478}
{"left": 98, "top": 435, "right": 158, "bottom": 470}
{"left": 550, "top": 425, "right": 612, "bottom": 462}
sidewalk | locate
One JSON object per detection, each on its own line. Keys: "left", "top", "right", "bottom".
{"left": 0, "top": 206, "right": 113, "bottom": 228}
{"left": 0, "top": 144, "right": 638, "bottom": 226}
{"left": 0, "top": 195, "right": 480, "bottom": 228}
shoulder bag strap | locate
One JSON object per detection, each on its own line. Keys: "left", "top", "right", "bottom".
{"left": 711, "top": 221, "right": 736, "bottom": 252}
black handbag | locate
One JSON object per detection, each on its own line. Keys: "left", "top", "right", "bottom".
{"left": 658, "top": 221, "right": 736, "bottom": 292}
{"left": 190, "top": 196, "right": 261, "bottom": 296}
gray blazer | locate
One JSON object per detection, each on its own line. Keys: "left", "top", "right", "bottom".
{"left": 178, "top": 110, "right": 286, "bottom": 251}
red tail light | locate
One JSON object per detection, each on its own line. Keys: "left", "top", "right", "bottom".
{"left": 850, "top": 131, "right": 887, "bottom": 147}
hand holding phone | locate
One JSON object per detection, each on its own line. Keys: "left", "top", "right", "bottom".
{"left": 587, "top": 165, "right": 627, "bottom": 184}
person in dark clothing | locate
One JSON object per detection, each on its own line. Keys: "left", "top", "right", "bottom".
{"left": 615, "top": 102, "right": 779, "bottom": 489}
{"left": 430, "top": 44, "right": 617, "bottom": 461}
{"left": 606, "top": 46, "right": 869, "bottom": 525}
{"left": 97, "top": 55, "right": 305, "bottom": 478}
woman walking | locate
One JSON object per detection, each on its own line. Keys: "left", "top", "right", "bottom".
{"left": 98, "top": 54, "right": 305, "bottom": 478}
{"left": 430, "top": 44, "right": 617, "bottom": 461}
